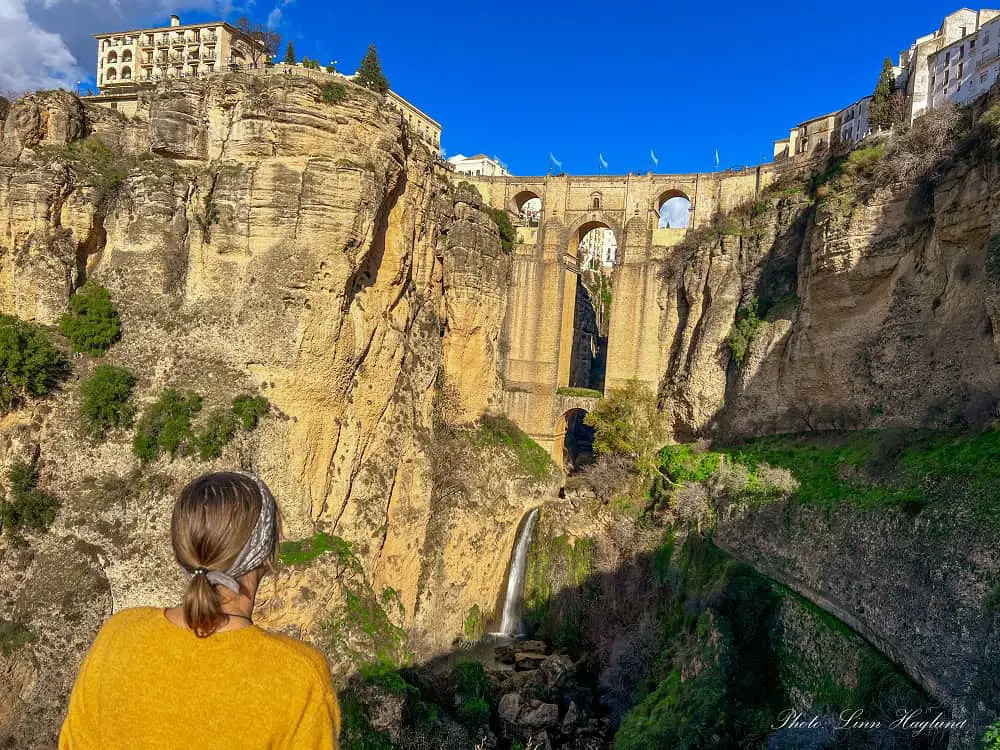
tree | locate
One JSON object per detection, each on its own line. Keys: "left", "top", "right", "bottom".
{"left": 355, "top": 44, "right": 389, "bottom": 94}
{"left": 234, "top": 16, "right": 281, "bottom": 68}
{"left": 59, "top": 283, "right": 122, "bottom": 355}
{"left": 584, "top": 381, "right": 667, "bottom": 476}
{"left": 80, "top": 364, "right": 136, "bottom": 439}
{"left": 871, "top": 57, "right": 901, "bottom": 132}
{"left": 284, "top": 41, "right": 296, "bottom": 64}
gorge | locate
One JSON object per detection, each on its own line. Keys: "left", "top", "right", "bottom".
{"left": 0, "top": 70, "right": 998, "bottom": 750}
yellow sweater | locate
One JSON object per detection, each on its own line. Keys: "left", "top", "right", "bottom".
{"left": 59, "top": 607, "right": 340, "bottom": 750}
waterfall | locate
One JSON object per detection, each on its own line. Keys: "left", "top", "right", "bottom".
{"left": 496, "top": 508, "right": 540, "bottom": 637}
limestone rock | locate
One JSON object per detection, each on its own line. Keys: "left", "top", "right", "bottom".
{"left": 518, "top": 700, "right": 560, "bottom": 731}
{"left": 498, "top": 692, "right": 523, "bottom": 724}
{"left": 515, "top": 651, "right": 547, "bottom": 671}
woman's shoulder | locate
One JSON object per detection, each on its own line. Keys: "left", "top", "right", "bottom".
{"left": 97, "top": 606, "right": 163, "bottom": 637}
{"left": 253, "top": 628, "right": 333, "bottom": 683}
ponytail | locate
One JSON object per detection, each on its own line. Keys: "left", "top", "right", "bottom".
{"left": 183, "top": 571, "right": 226, "bottom": 638}
{"left": 172, "top": 471, "right": 277, "bottom": 638}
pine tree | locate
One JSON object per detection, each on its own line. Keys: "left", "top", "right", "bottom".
{"left": 284, "top": 41, "right": 296, "bottom": 64}
{"left": 870, "top": 57, "right": 898, "bottom": 132}
{"left": 355, "top": 44, "right": 389, "bottom": 94}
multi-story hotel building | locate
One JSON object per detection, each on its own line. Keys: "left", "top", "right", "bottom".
{"left": 94, "top": 15, "right": 270, "bottom": 95}
{"left": 87, "top": 15, "right": 443, "bottom": 152}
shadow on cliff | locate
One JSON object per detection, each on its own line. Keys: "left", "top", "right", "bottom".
{"left": 712, "top": 97, "right": 1000, "bottom": 442}
{"left": 336, "top": 529, "right": 954, "bottom": 750}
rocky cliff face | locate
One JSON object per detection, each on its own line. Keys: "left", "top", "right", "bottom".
{"left": 0, "top": 79, "right": 543, "bottom": 747}
{"left": 657, "top": 106, "right": 1000, "bottom": 441}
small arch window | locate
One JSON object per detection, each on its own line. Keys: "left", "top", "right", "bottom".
{"left": 591, "top": 193, "right": 602, "bottom": 210}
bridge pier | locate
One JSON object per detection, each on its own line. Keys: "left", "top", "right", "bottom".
{"left": 472, "top": 168, "right": 775, "bottom": 466}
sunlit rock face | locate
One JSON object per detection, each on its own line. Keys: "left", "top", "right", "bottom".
{"left": 0, "top": 76, "right": 540, "bottom": 747}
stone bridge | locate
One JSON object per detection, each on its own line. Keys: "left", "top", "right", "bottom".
{"left": 466, "top": 167, "right": 777, "bottom": 465}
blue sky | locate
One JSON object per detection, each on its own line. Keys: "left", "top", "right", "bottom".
{"left": 0, "top": 1, "right": 968, "bottom": 174}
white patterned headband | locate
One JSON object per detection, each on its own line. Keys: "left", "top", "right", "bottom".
{"left": 184, "top": 471, "right": 277, "bottom": 593}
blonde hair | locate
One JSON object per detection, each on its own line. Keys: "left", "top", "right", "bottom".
{"left": 171, "top": 471, "right": 279, "bottom": 637}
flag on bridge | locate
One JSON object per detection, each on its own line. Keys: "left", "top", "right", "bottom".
{"left": 599, "top": 153, "right": 608, "bottom": 170}
{"left": 550, "top": 153, "right": 563, "bottom": 170}
{"left": 650, "top": 149, "right": 659, "bottom": 167}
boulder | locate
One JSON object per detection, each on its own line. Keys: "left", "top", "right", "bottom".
{"left": 497, "top": 692, "right": 523, "bottom": 724}
{"left": 517, "top": 639, "right": 548, "bottom": 654}
{"left": 518, "top": 700, "right": 560, "bottom": 731}
{"left": 515, "top": 651, "right": 546, "bottom": 671}
{"left": 538, "top": 654, "right": 574, "bottom": 691}
{"left": 561, "top": 700, "right": 581, "bottom": 734}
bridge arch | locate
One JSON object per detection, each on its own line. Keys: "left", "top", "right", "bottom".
{"left": 511, "top": 190, "right": 542, "bottom": 226}
{"left": 566, "top": 216, "right": 622, "bottom": 261}
{"left": 655, "top": 188, "right": 692, "bottom": 229}
{"left": 559, "top": 408, "right": 595, "bottom": 472}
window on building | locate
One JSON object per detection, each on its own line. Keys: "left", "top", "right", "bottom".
{"left": 971, "top": 39, "right": 976, "bottom": 50}
{"left": 961, "top": 26, "right": 968, "bottom": 37}
{"left": 959, "top": 62, "right": 964, "bottom": 77}
{"left": 983, "top": 74, "right": 988, "bottom": 84}
{"left": 931, "top": 75, "right": 936, "bottom": 88}
{"left": 946, "top": 51, "right": 951, "bottom": 64}
{"left": 961, "top": 46, "right": 966, "bottom": 60}
{"left": 945, "top": 69, "right": 950, "bottom": 83}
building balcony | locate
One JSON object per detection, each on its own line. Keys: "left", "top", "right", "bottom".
{"left": 202, "top": 51, "right": 217, "bottom": 60}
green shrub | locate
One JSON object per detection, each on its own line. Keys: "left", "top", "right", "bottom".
{"left": 0, "top": 461, "right": 61, "bottom": 541}
{"left": 584, "top": 381, "right": 667, "bottom": 476}
{"left": 727, "top": 298, "right": 764, "bottom": 365}
{"left": 79, "top": 364, "right": 136, "bottom": 439}
{"left": 463, "top": 604, "right": 484, "bottom": 640}
{"left": 475, "top": 414, "right": 553, "bottom": 482}
{"left": 321, "top": 82, "right": 347, "bottom": 104}
{"left": 453, "top": 661, "right": 489, "bottom": 699}
{"left": 556, "top": 386, "right": 603, "bottom": 398}
{"left": 658, "top": 444, "right": 722, "bottom": 483}
{"left": 0, "top": 315, "right": 68, "bottom": 411}
{"left": 132, "top": 389, "right": 202, "bottom": 462}
{"left": 984, "top": 721, "right": 1000, "bottom": 750}
{"left": 193, "top": 408, "right": 237, "bottom": 460}
{"left": 847, "top": 144, "right": 885, "bottom": 170}
{"left": 280, "top": 531, "right": 357, "bottom": 567}
{"left": 67, "top": 135, "right": 126, "bottom": 191}
{"left": 231, "top": 393, "right": 269, "bottom": 430}
{"left": 59, "top": 284, "right": 122, "bottom": 355}
{"left": 456, "top": 696, "right": 489, "bottom": 729}
{"left": 0, "top": 620, "right": 35, "bottom": 656}
{"left": 484, "top": 206, "right": 516, "bottom": 253}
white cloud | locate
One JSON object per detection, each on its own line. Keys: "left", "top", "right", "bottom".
{"left": 5, "top": 0, "right": 228, "bottom": 92}
{"left": 0, "top": 0, "right": 82, "bottom": 94}
{"left": 265, "top": 0, "right": 291, "bottom": 29}
{"left": 658, "top": 197, "right": 691, "bottom": 229}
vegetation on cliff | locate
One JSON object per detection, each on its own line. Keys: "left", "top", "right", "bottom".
{"left": 79, "top": 364, "right": 136, "bottom": 439}
{"left": 0, "top": 460, "right": 61, "bottom": 544}
{"left": 0, "top": 315, "right": 67, "bottom": 412}
{"left": 355, "top": 44, "right": 390, "bottom": 94}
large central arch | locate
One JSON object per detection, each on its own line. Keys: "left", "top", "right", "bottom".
{"left": 557, "top": 219, "right": 617, "bottom": 392}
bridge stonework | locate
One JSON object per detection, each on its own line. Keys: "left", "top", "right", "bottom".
{"left": 467, "top": 167, "right": 777, "bottom": 463}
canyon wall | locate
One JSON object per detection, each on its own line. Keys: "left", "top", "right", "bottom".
{"left": 0, "top": 80, "right": 548, "bottom": 747}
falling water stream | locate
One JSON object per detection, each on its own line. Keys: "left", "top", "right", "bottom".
{"left": 496, "top": 508, "right": 540, "bottom": 637}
